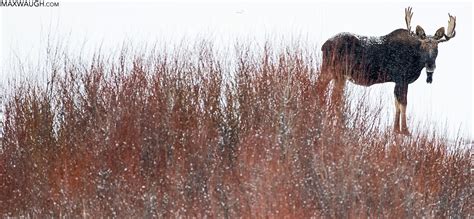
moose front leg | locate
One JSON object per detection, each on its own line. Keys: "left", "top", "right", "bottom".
{"left": 394, "top": 83, "right": 410, "bottom": 135}
{"left": 394, "top": 99, "right": 401, "bottom": 132}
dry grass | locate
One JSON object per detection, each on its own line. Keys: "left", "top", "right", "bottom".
{"left": 0, "top": 41, "right": 471, "bottom": 218}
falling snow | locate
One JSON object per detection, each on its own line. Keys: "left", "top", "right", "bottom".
{"left": 0, "top": 40, "right": 471, "bottom": 218}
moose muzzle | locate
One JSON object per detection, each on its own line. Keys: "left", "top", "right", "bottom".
{"left": 426, "top": 71, "right": 434, "bottom": 83}
{"left": 426, "top": 63, "right": 435, "bottom": 83}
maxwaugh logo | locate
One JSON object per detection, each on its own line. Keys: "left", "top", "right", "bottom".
{"left": 1, "top": 0, "right": 59, "bottom": 7}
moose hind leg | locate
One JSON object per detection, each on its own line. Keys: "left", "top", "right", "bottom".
{"left": 331, "top": 78, "right": 346, "bottom": 126}
{"left": 317, "top": 58, "right": 334, "bottom": 106}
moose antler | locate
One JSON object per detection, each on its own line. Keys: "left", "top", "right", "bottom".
{"left": 438, "top": 13, "right": 456, "bottom": 43}
{"left": 405, "top": 7, "right": 414, "bottom": 35}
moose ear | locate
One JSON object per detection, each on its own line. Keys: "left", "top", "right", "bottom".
{"left": 434, "top": 27, "right": 445, "bottom": 40}
{"left": 416, "top": 25, "right": 426, "bottom": 39}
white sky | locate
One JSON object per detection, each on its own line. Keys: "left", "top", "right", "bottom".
{"left": 0, "top": 1, "right": 472, "bottom": 139}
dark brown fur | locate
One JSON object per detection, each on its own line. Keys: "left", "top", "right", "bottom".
{"left": 320, "top": 27, "right": 448, "bottom": 135}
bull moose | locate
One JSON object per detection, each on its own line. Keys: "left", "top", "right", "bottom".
{"left": 320, "top": 7, "right": 456, "bottom": 135}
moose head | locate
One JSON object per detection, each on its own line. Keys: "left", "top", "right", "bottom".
{"left": 405, "top": 7, "right": 456, "bottom": 83}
